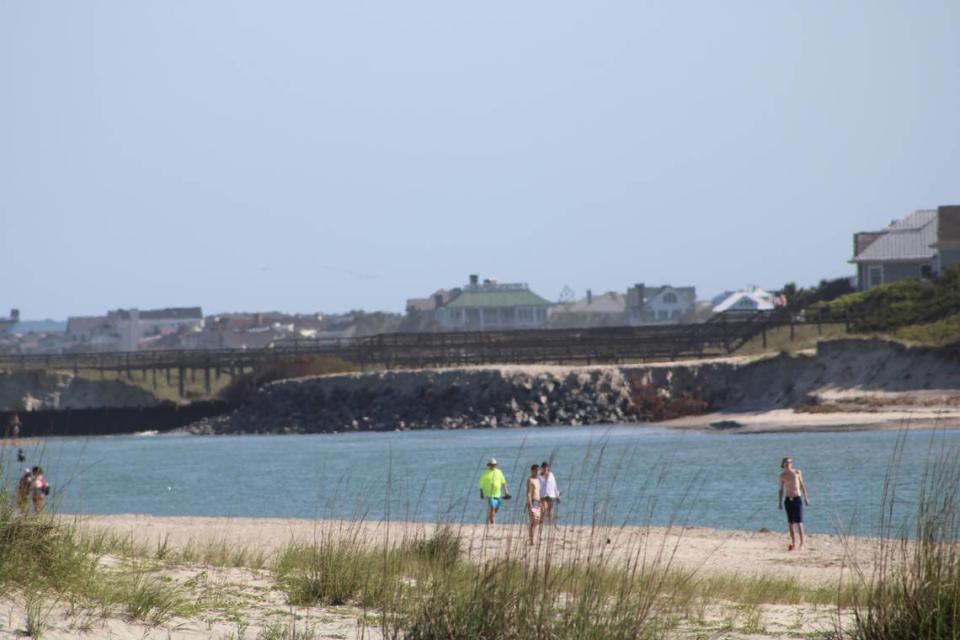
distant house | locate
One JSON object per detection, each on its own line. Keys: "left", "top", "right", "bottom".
{"left": 549, "top": 291, "right": 625, "bottom": 328}
{"left": 183, "top": 313, "right": 300, "bottom": 350}
{"left": 712, "top": 287, "right": 777, "bottom": 314}
{"left": 107, "top": 307, "right": 204, "bottom": 351}
{"left": 401, "top": 290, "right": 456, "bottom": 332}
{"left": 65, "top": 315, "right": 118, "bottom": 349}
{"left": 852, "top": 205, "right": 960, "bottom": 291}
{"left": 625, "top": 284, "right": 696, "bottom": 325}
{"left": 405, "top": 290, "right": 455, "bottom": 315}
{"left": 436, "top": 275, "right": 552, "bottom": 331}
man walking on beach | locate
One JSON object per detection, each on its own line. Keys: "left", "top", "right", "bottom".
{"left": 527, "top": 464, "right": 542, "bottom": 545}
{"left": 539, "top": 461, "right": 560, "bottom": 523}
{"left": 778, "top": 457, "right": 810, "bottom": 551}
{"left": 479, "top": 458, "right": 509, "bottom": 525}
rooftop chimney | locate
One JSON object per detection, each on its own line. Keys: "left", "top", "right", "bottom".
{"left": 469, "top": 274, "right": 479, "bottom": 286}
{"left": 586, "top": 289, "right": 593, "bottom": 304}
{"left": 634, "top": 283, "right": 646, "bottom": 305}
{"left": 433, "top": 293, "right": 444, "bottom": 309}
{"left": 937, "top": 205, "right": 960, "bottom": 247}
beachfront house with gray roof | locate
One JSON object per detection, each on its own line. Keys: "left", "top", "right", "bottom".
{"left": 626, "top": 284, "right": 696, "bottom": 325}
{"left": 548, "top": 290, "right": 626, "bottom": 328}
{"left": 436, "top": 275, "right": 552, "bottom": 331}
{"left": 852, "top": 205, "right": 960, "bottom": 290}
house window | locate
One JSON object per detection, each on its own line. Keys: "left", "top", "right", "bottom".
{"left": 663, "top": 293, "right": 677, "bottom": 304}
{"left": 868, "top": 266, "right": 883, "bottom": 289}
{"left": 921, "top": 264, "right": 933, "bottom": 278}
{"left": 657, "top": 310, "right": 669, "bottom": 320}
{"left": 671, "top": 309, "right": 681, "bottom": 319}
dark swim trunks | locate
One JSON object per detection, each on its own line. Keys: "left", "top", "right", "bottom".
{"left": 784, "top": 496, "right": 803, "bottom": 524}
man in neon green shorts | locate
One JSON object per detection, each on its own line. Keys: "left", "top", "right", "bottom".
{"left": 479, "top": 458, "right": 510, "bottom": 525}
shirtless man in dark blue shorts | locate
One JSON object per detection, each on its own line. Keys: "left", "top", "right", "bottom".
{"left": 778, "top": 457, "right": 810, "bottom": 551}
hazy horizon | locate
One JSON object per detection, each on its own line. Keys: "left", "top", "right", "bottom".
{"left": 3, "top": 2, "right": 959, "bottom": 319}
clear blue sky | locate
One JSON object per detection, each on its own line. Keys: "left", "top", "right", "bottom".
{"left": 2, "top": 2, "right": 959, "bottom": 319}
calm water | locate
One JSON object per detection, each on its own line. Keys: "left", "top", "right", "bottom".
{"left": 5, "top": 426, "right": 957, "bottom": 535}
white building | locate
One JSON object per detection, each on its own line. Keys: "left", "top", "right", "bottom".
{"left": 712, "top": 288, "right": 777, "bottom": 314}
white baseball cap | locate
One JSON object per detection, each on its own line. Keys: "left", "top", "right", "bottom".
{"left": 488, "top": 458, "right": 497, "bottom": 466}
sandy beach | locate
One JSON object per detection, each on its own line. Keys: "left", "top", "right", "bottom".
{"left": 0, "top": 514, "right": 880, "bottom": 639}
{"left": 664, "top": 407, "right": 960, "bottom": 433}
{"left": 73, "top": 514, "right": 874, "bottom": 586}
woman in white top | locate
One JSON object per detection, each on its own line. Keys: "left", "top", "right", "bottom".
{"left": 539, "top": 461, "right": 560, "bottom": 523}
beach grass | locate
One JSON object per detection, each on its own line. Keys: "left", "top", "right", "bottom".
{"left": 24, "top": 592, "right": 52, "bottom": 639}
{"left": 0, "top": 494, "right": 196, "bottom": 629}
{"left": 894, "top": 313, "right": 960, "bottom": 347}
{"left": 77, "top": 527, "right": 268, "bottom": 570}
{"left": 265, "top": 523, "right": 856, "bottom": 639}
{"left": 733, "top": 322, "right": 852, "bottom": 356}
{"left": 833, "top": 431, "right": 960, "bottom": 640}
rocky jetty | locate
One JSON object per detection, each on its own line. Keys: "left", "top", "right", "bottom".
{"left": 189, "top": 367, "right": 644, "bottom": 434}
{"left": 187, "top": 339, "right": 960, "bottom": 435}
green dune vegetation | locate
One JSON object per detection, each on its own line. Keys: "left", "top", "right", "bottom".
{"left": 815, "top": 265, "right": 960, "bottom": 345}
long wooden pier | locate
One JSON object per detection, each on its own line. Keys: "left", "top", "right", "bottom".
{"left": 0, "top": 312, "right": 846, "bottom": 395}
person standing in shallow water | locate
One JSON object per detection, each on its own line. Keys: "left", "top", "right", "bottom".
{"left": 478, "top": 458, "right": 509, "bottom": 525}
{"left": 31, "top": 466, "right": 49, "bottom": 514}
{"left": 779, "top": 457, "right": 810, "bottom": 551}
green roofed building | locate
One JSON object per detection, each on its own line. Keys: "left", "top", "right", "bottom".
{"left": 437, "top": 275, "right": 553, "bottom": 331}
